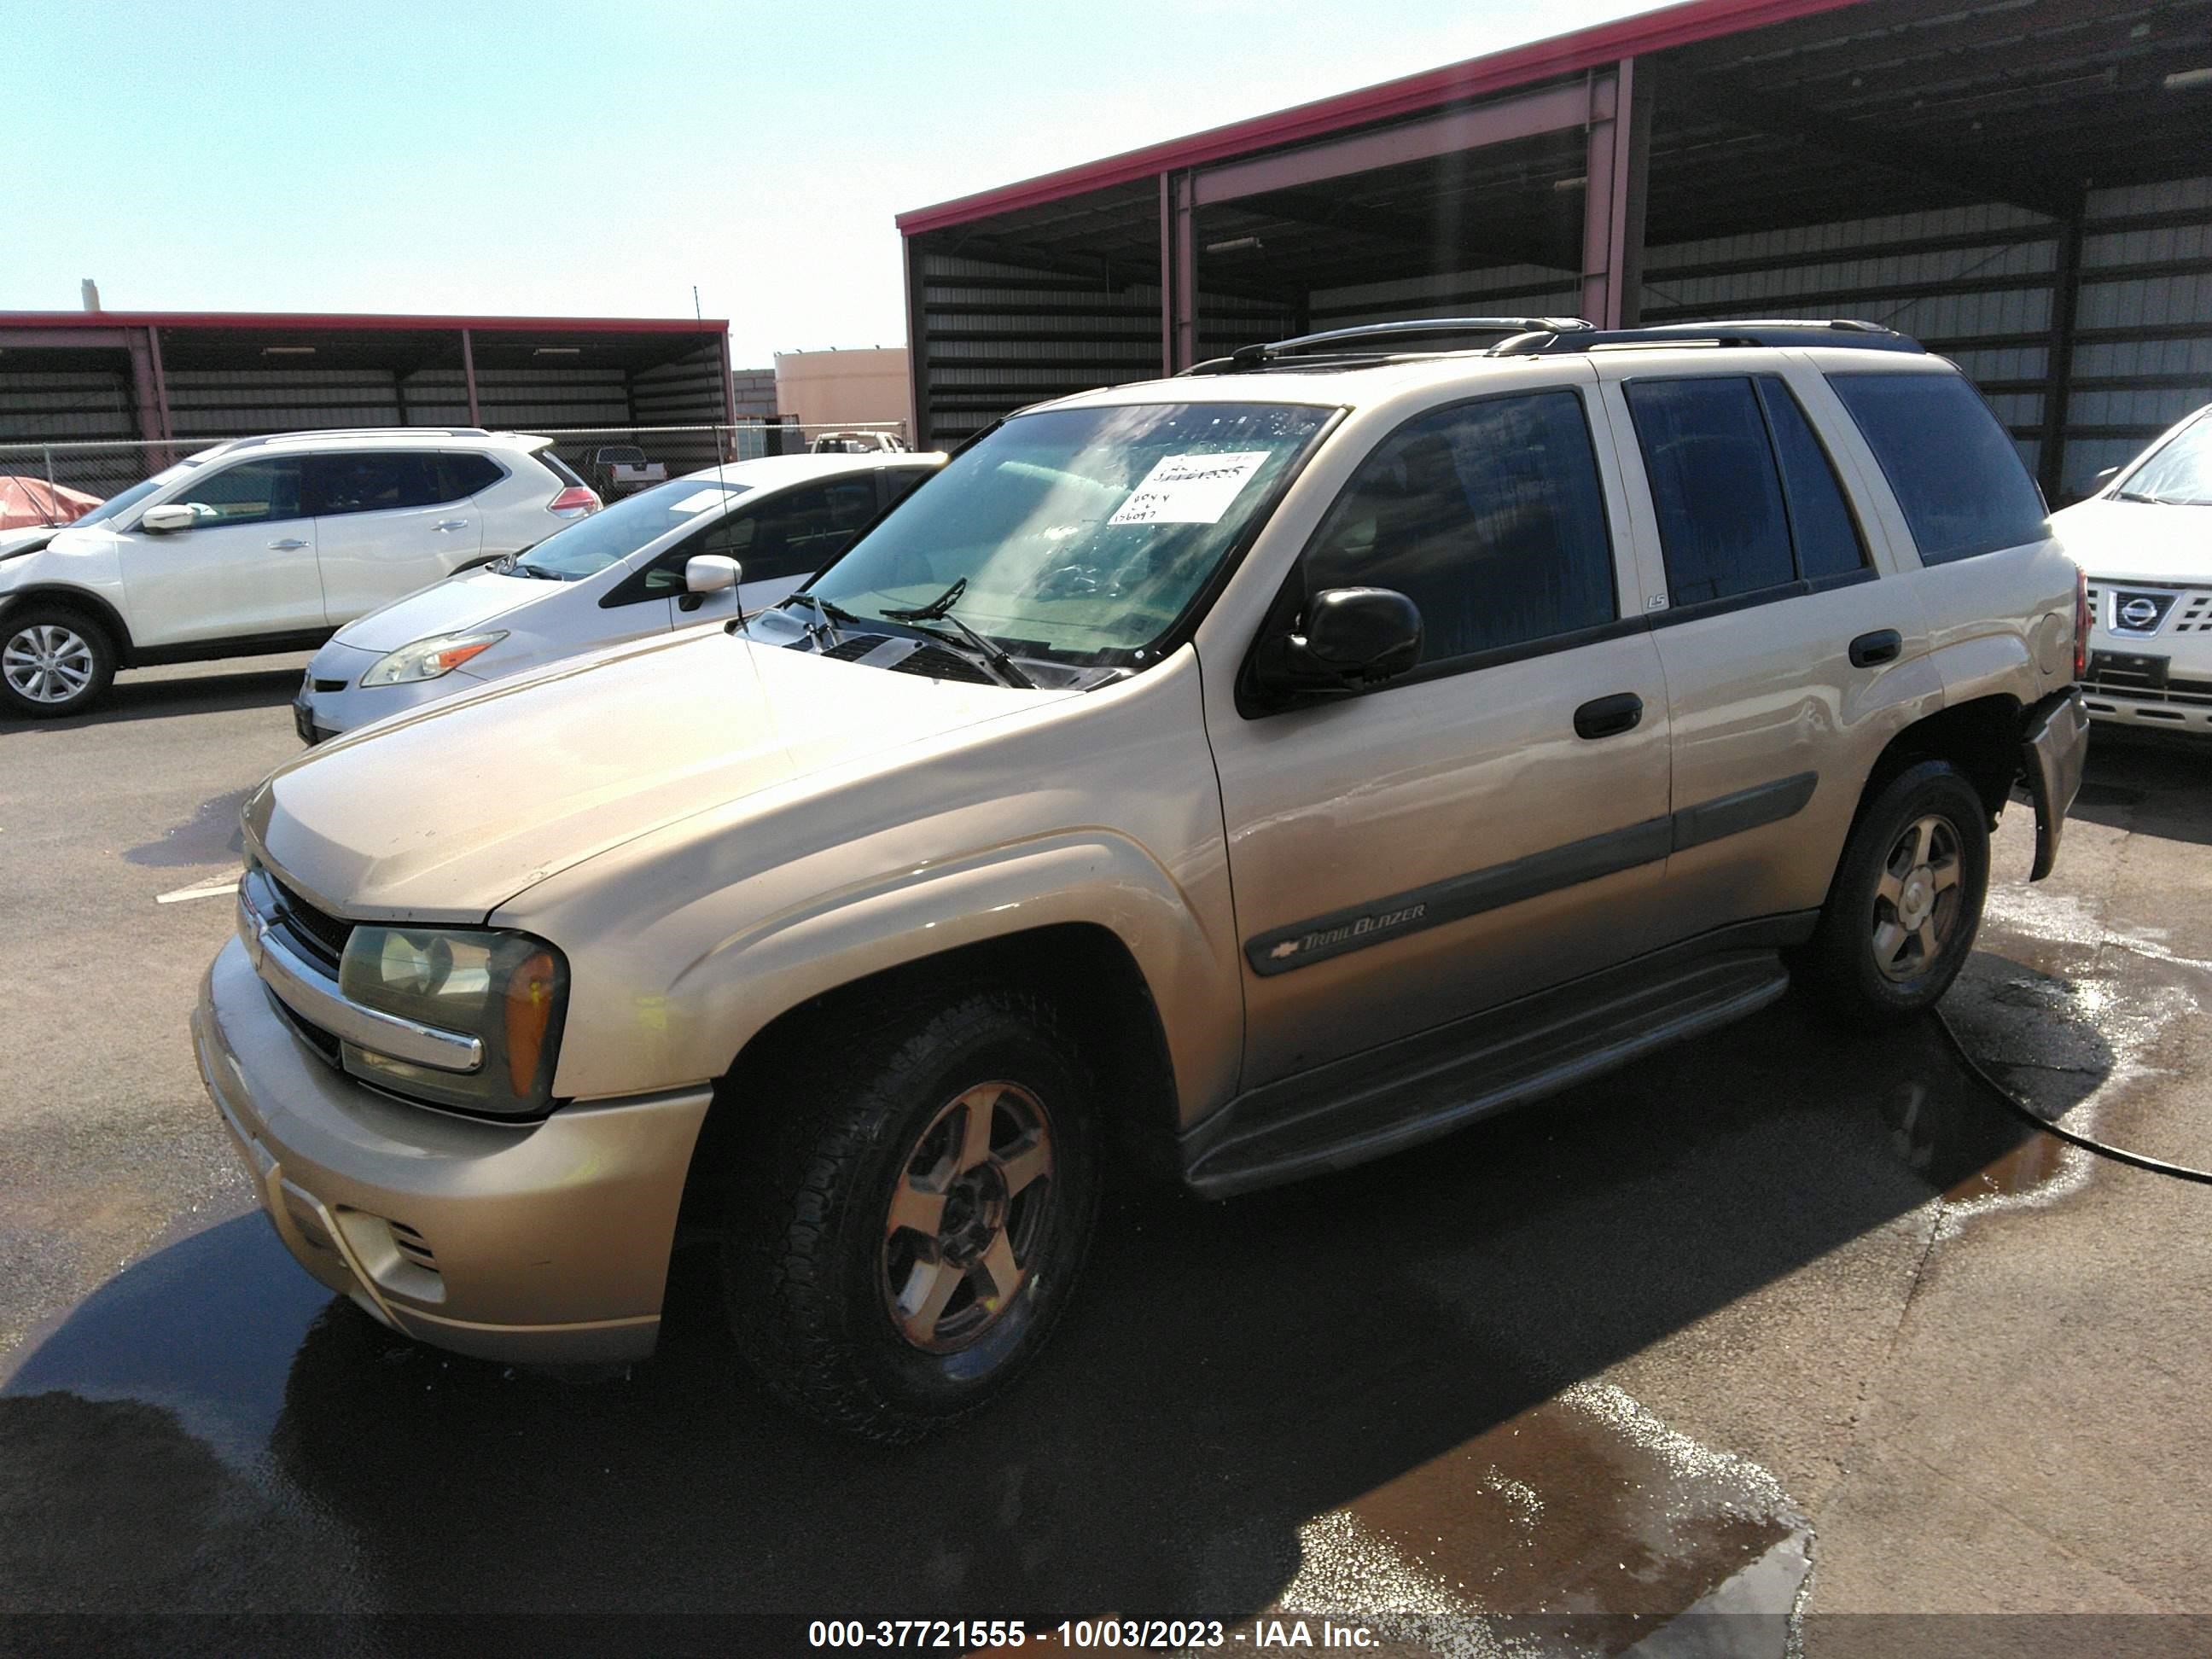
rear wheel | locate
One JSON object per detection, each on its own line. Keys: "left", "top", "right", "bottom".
{"left": 0, "top": 608, "right": 116, "bottom": 718}
{"left": 725, "top": 987, "right": 1102, "bottom": 1442}
{"left": 1800, "top": 760, "right": 1990, "bottom": 1026}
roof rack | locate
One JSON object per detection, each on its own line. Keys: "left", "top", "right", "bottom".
{"left": 1185, "top": 316, "right": 1595, "bottom": 375}
{"left": 219, "top": 426, "right": 496, "bottom": 450}
{"left": 1490, "top": 318, "right": 1923, "bottom": 355}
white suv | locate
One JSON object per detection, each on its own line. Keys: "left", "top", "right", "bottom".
{"left": 0, "top": 428, "right": 599, "bottom": 718}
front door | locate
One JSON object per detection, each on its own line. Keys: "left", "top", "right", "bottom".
{"left": 117, "top": 456, "right": 323, "bottom": 648}
{"left": 1206, "top": 386, "right": 1676, "bottom": 1090}
{"left": 307, "top": 451, "right": 485, "bottom": 622}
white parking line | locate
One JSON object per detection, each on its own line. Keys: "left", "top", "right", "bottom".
{"left": 156, "top": 870, "right": 244, "bottom": 905}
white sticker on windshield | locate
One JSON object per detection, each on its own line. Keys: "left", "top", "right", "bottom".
{"left": 666, "top": 488, "right": 730, "bottom": 515}
{"left": 1108, "top": 451, "right": 1270, "bottom": 526}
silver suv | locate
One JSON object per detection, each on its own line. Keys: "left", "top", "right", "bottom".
{"left": 194, "top": 318, "right": 2087, "bottom": 1441}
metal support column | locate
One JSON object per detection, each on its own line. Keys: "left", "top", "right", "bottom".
{"left": 904, "top": 235, "right": 933, "bottom": 449}
{"left": 1580, "top": 59, "right": 1652, "bottom": 330}
{"left": 460, "top": 328, "right": 481, "bottom": 427}
{"left": 2038, "top": 195, "right": 2087, "bottom": 504}
{"left": 1161, "top": 171, "right": 1197, "bottom": 374}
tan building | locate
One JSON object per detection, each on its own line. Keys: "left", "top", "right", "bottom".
{"left": 772, "top": 346, "right": 912, "bottom": 439}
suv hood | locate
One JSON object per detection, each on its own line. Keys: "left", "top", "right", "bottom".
{"left": 2052, "top": 496, "right": 2211, "bottom": 583}
{"left": 335, "top": 567, "right": 551, "bottom": 653}
{"left": 247, "top": 628, "right": 1073, "bottom": 921}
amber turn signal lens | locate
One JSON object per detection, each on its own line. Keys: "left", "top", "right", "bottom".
{"left": 504, "top": 947, "right": 558, "bottom": 1095}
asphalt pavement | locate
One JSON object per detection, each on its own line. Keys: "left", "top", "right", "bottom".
{"left": 3, "top": 662, "right": 2209, "bottom": 1656}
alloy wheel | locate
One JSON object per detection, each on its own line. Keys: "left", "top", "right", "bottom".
{"left": 2, "top": 624, "right": 95, "bottom": 706}
{"left": 1871, "top": 812, "right": 1965, "bottom": 981}
{"left": 881, "top": 1081, "right": 1056, "bottom": 1353}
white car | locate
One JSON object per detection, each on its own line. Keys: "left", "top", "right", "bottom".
{"left": 293, "top": 450, "right": 945, "bottom": 742}
{"left": 0, "top": 428, "right": 600, "bottom": 719}
{"left": 2052, "top": 403, "right": 2212, "bottom": 735}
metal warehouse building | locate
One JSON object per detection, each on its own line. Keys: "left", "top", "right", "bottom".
{"left": 898, "top": 0, "right": 2212, "bottom": 500}
{"left": 0, "top": 311, "right": 777, "bottom": 496}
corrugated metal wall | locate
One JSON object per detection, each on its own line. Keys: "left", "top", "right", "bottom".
{"left": 913, "top": 250, "right": 1165, "bottom": 447}
{"left": 2064, "top": 176, "right": 2212, "bottom": 497}
{"left": 0, "top": 367, "right": 137, "bottom": 442}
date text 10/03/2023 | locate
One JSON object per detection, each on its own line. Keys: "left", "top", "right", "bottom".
{"left": 806, "top": 1619, "right": 1381, "bottom": 1649}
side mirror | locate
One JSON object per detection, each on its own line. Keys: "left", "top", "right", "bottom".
{"left": 140, "top": 504, "right": 196, "bottom": 534}
{"left": 1254, "top": 586, "right": 1423, "bottom": 696}
{"left": 2092, "top": 464, "right": 2123, "bottom": 493}
{"left": 685, "top": 554, "right": 741, "bottom": 595}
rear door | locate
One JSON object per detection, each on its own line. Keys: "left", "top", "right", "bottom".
{"left": 1598, "top": 364, "right": 1933, "bottom": 934}
{"left": 306, "top": 451, "right": 486, "bottom": 621}
{"left": 1206, "top": 381, "right": 1678, "bottom": 1089}
{"left": 115, "top": 456, "right": 323, "bottom": 647}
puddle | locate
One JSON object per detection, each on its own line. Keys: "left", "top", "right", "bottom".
{"left": 1269, "top": 1385, "right": 1813, "bottom": 1656}
{"left": 123, "top": 788, "right": 252, "bottom": 869}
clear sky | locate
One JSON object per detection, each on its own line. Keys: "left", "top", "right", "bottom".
{"left": 6, "top": 0, "right": 1660, "bottom": 367}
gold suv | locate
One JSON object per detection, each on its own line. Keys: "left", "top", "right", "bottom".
{"left": 195, "top": 318, "right": 2089, "bottom": 1441}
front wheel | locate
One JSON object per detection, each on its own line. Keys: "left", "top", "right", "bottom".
{"left": 725, "top": 987, "right": 1102, "bottom": 1442}
{"left": 1799, "top": 760, "right": 1990, "bottom": 1026}
{"left": 0, "top": 608, "right": 116, "bottom": 718}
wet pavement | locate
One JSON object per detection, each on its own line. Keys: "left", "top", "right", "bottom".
{"left": 4, "top": 673, "right": 2212, "bottom": 1652}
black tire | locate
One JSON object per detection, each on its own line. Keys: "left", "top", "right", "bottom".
{"left": 724, "top": 986, "right": 1102, "bottom": 1442}
{"left": 0, "top": 606, "right": 117, "bottom": 718}
{"left": 1799, "top": 760, "right": 1991, "bottom": 1027}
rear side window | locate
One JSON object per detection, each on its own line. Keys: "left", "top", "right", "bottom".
{"left": 533, "top": 450, "right": 589, "bottom": 489}
{"left": 1627, "top": 375, "right": 1872, "bottom": 605}
{"left": 438, "top": 453, "right": 504, "bottom": 499}
{"left": 1302, "top": 388, "right": 1616, "bottom": 667}
{"left": 306, "top": 453, "right": 452, "bottom": 516}
{"left": 1625, "top": 378, "right": 1795, "bottom": 605}
{"left": 1828, "top": 372, "right": 2047, "bottom": 564}
{"left": 1754, "top": 376, "right": 1867, "bottom": 582}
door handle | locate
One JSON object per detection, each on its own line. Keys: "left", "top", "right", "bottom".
{"left": 267, "top": 538, "right": 308, "bottom": 550}
{"left": 434, "top": 520, "right": 470, "bottom": 533}
{"left": 1849, "top": 629, "right": 1902, "bottom": 668}
{"left": 1574, "top": 692, "right": 1644, "bottom": 740}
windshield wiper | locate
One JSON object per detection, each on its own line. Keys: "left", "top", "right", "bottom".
{"left": 779, "top": 590, "right": 864, "bottom": 646}
{"left": 882, "top": 581, "right": 1035, "bottom": 690}
{"left": 2113, "top": 490, "right": 2170, "bottom": 504}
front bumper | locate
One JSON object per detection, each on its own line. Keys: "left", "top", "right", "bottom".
{"left": 2078, "top": 579, "right": 2212, "bottom": 735}
{"left": 193, "top": 937, "right": 712, "bottom": 1364}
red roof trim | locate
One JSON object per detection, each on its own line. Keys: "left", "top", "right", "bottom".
{"left": 0, "top": 311, "right": 727, "bottom": 335}
{"left": 897, "top": 0, "right": 1867, "bottom": 236}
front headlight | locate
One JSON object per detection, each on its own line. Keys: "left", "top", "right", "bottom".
{"left": 360, "top": 630, "right": 507, "bottom": 687}
{"left": 337, "top": 925, "right": 568, "bottom": 1115}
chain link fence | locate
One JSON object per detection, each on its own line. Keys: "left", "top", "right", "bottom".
{"left": 0, "top": 421, "right": 913, "bottom": 527}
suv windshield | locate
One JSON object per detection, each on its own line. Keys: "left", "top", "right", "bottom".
{"left": 515, "top": 476, "right": 750, "bottom": 579}
{"left": 2116, "top": 412, "right": 2212, "bottom": 506}
{"left": 806, "top": 402, "right": 1330, "bottom": 663}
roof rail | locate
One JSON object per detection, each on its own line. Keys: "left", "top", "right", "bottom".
{"left": 220, "top": 426, "right": 496, "bottom": 450}
{"left": 1490, "top": 318, "right": 1923, "bottom": 355}
{"left": 1185, "top": 316, "right": 1595, "bottom": 375}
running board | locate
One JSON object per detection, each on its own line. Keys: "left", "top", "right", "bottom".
{"left": 1181, "top": 926, "right": 1805, "bottom": 1198}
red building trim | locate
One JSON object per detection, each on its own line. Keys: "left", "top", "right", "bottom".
{"left": 895, "top": 0, "right": 1866, "bottom": 236}
{"left": 0, "top": 311, "right": 727, "bottom": 335}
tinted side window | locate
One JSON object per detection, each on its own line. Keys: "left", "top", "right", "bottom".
{"left": 882, "top": 467, "right": 934, "bottom": 508}
{"left": 439, "top": 453, "right": 504, "bottom": 500}
{"left": 1755, "top": 376, "right": 1867, "bottom": 582}
{"left": 173, "top": 458, "right": 304, "bottom": 527}
{"left": 1828, "top": 371, "right": 2047, "bottom": 564}
{"left": 1303, "top": 389, "right": 1616, "bottom": 666}
{"left": 1624, "top": 377, "right": 1794, "bottom": 606}
{"left": 306, "top": 453, "right": 449, "bottom": 516}
{"left": 726, "top": 477, "right": 885, "bottom": 584}
{"left": 628, "top": 512, "right": 757, "bottom": 602}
